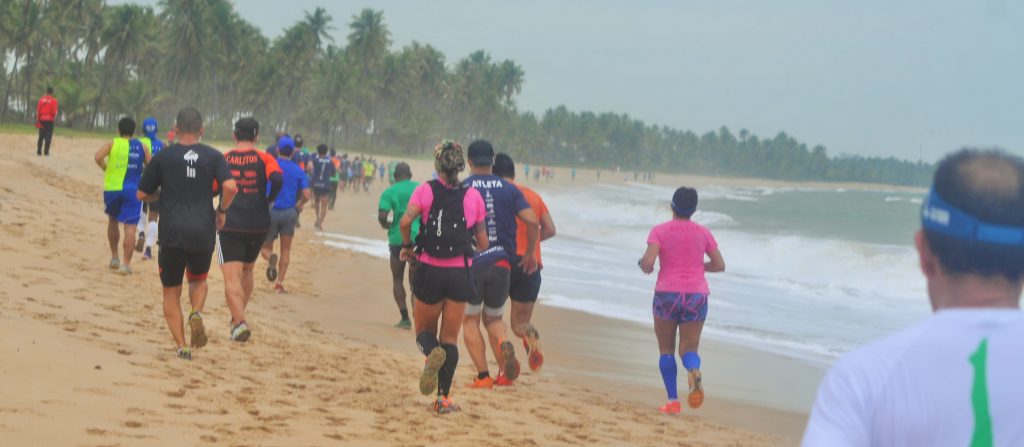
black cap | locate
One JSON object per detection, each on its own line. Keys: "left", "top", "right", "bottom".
{"left": 467, "top": 140, "right": 495, "bottom": 166}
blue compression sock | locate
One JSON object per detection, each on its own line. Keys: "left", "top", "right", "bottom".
{"left": 659, "top": 354, "right": 678, "bottom": 400}
{"left": 682, "top": 352, "right": 701, "bottom": 371}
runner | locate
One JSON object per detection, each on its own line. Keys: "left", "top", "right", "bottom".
{"left": 399, "top": 140, "right": 487, "bottom": 414}
{"left": 137, "top": 107, "right": 237, "bottom": 360}
{"left": 137, "top": 117, "right": 164, "bottom": 260}
{"left": 493, "top": 153, "right": 556, "bottom": 372}
{"left": 328, "top": 148, "right": 340, "bottom": 210}
{"left": 378, "top": 162, "right": 420, "bottom": 329}
{"left": 387, "top": 160, "right": 397, "bottom": 185}
{"left": 362, "top": 157, "right": 375, "bottom": 192}
{"left": 462, "top": 140, "right": 539, "bottom": 388}
{"left": 265, "top": 131, "right": 286, "bottom": 159}
{"left": 36, "top": 86, "right": 58, "bottom": 156}
{"left": 261, "top": 136, "right": 310, "bottom": 293}
{"left": 350, "top": 156, "right": 363, "bottom": 193}
{"left": 638, "top": 186, "right": 725, "bottom": 414}
{"left": 94, "top": 117, "right": 152, "bottom": 275}
{"left": 803, "top": 149, "right": 1024, "bottom": 446}
{"left": 217, "top": 118, "right": 283, "bottom": 342}
{"left": 339, "top": 154, "right": 350, "bottom": 193}
{"left": 310, "top": 144, "right": 336, "bottom": 231}
{"left": 294, "top": 135, "right": 309, "bottom": 228}
{"left": 379, "top": 161, "right": 386, "bottom": 183}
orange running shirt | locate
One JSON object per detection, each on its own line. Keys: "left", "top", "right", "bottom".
{"left": 515, "top": 183, "right": 548, "bottom": 266}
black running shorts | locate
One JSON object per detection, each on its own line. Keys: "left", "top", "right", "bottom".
{"left": 217, "top": 231, "right": 268, "bottom": 264}
{"left": 509, "top": 262, "right": 542, "bottom": 303}
{"left": 159, "top": 246, "right": 213, "bottom": 288}
{"left": 470, "top": 263, "right": 511, "bottom": 311}
{"left": 412, "top": 263, "right": 477, "bottom": 305}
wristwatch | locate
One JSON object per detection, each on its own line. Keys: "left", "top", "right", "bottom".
{"left": 402, "top": 242, "right": 414, "bottom": 249}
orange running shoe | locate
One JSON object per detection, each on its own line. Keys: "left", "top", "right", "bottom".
{"left": 468, "top": 376, "right": 494, "bottom": 389}
{"left": 433, "top": 397, "right": 461, "bottom": 414}
{"left": 659, "top": 400, "right": 682, "bottom": 415}
{"left": 687, "top": 369, "right": 704, "bottom": 409}
{"left": 522, "top": 324, "right": 544, "bottom": 372}
{"left": 494, "top": 373, "right": 514, "bottom": 387}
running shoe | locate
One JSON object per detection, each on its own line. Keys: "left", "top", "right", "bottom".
{"left": 433, "top": 397, "right": 461, "bottom": 415}
{"left": 274, "top": 283, "right": 286, "bottom": 294}
{"left": 266, "top": 254, "right": 279, "bottom": 282}
{"left": 134, "top": 233, "right": 145, "bottom": 253}
{"left": 188, "top": 311, "right": 208, "bottom": 348}
{"left": 177, "top": 347, "right": 192, "bottom": 361}
{"left": 468, "top": 376, "right": 494, "bottom": 389}
{"left": 494, "top": 374, "right": 514, "bottom": 387}
{"left": 659, "top": 400, "right": 682, "bottom": 415}
{"left": 419, "top": 347, "right": 447, "bottom": 395}
{"left": 687, "top": 369, "right": 704, "bottom": 409}
{"left": 231, "top": 321, "right": 251, "bottom": 342}
{"left": 142, "top": 247, "right": 153, "bottom": 260}
{"left": 117, "top": 264, "right": 132, "bottom": 276}
{"left": 108, "top": 258, "right": 120, "bottom": 270}
{"left": 522, "top": 324, "right": 544, "bottom": 372}
{"left": 394, "top": 319, "right": 412, "bottom": 330}
{"left": 499, "top": 340, "right": 520, "bottom": 381}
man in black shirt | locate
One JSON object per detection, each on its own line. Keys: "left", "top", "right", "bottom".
{"left": 137, "top": 107, "right": 237, "bottom": 360}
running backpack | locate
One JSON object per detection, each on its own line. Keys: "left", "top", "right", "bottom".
{"left": 416, "top": 180, "right": 472, "bottom": 259}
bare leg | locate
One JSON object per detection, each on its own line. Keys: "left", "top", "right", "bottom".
{"left": 390, "top": 254, "right": 408, "bottom": 312}
{"left": 278, "top": 235, "right": 294, "bottom": 284}
{"left": 162, "top": 286, "right": 186, "bottom": 348}
{"left": 260, "top": 240, "right": 274, "bottom": 261}
{"left": 439, "top": 300, "right": 467, "bottom": 345}
{"left": 483, "top": 314, "right": 509, "bottom": 374}
{"left": 654, "top": 316, "right": 678, "bottom": 355}
{"left": 107, "top": 217, "right": 120, "bottom": 260}
{"left": 221, "top": 261, "right": 246, "bottom": 324}
{"left": 510, "top": 300, "right": 535, "bottom": 338}
{"left": 121, "top": 224, "right": 137, "bottom": 267}
{"left": 414, "top": 299, "right": 442, "bottom": 336}
{"left": 678, "top": 321, "right": 705, "bottom": 356}
{"left": 463, "top": 312, "right": 488, "bottom": 374}
{"left": 187, "top": 279, "right": 208, "bottom": 313}
{"left": 241, "top": 262, "right": 255, "bottom": 306}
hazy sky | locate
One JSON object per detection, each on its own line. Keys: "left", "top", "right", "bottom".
{"left": 118, "top": 0, "right": 1022, "bottom": 161}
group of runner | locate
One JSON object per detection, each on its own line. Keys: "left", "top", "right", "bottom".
{"left": 382, "top": 139, "right": 556, "bottom": 413}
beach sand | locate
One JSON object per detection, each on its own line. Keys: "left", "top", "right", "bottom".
{"left": 1, "top": 133, "right": 815, "bottom": 446}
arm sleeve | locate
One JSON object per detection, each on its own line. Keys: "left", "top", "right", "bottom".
{"left": 512, "top": 185, "right": 530, "bottom": 212}
{"left": 378, "top": 190, "right": 393, "bottom": 212}
{"left": 267, "top": 171, "right": 283, "bottom": 204}
{"left": 646, "top": 226, "right": 661, "bottom": 246}
{"left": 298, "top": 172, "right": 309, "bottom": 190}
{"left": 466, "top": 189, "right": 486, "bottom": 227}
{"left": 137, "top": 155, "right": 160, "bottom": 194}
{"left": 213, "top": 153, "right": 233, "bottom": 184}
{"left": 802, "top": 362, "right": 871, "bottom": 447}
{"left": 705, "top": 228, "right": 719, "bottom": 253}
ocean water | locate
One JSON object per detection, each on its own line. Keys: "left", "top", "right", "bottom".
{"left": 323, "top": 182, "right": 932, "bottom": 365}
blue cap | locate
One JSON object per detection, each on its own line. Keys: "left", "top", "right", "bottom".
{"left": 922, "top": 189, "right": 1024, "bottom": 247}
{"left": 278, "top": 136, "right": 295, "bottom": 156}
{"left": 142, "top": 117, "right": 158, "bottom": 138}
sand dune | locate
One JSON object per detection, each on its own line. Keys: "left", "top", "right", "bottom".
{"left": 0, "top": 133, "right": 791, "bottom": 446}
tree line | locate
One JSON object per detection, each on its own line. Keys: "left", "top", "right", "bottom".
{"left": 0, "top": 0, "right": 932, "bottom": 185}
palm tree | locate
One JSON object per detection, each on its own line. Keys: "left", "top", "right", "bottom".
{"left": 91, "top": 4, "right": 155, "bottom": 126}
{"left": 304, "top": 7, "right": 335, "bottom": 51}
{"left": 347, "top": 8, "right": 389, "bottom": 75}
{"left": 496, "top": 60, "right": 524, "bottom": 106}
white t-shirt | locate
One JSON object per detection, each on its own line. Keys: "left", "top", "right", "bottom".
{"left": 803, "top": 309, "right": 1024, "bottom": 447}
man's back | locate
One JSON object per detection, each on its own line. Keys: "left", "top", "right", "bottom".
{"left": 464, "top": 174, "right": 530, "bottom": 262}
{"left": 804, "top": 309, "right": 1024, "bottom": 447}
{"left": 138, "top": 143, "right": 231, "bottom": 252}
{"left": 273, "top": 159, "right": 308, "bottom": 210}
{"left": 223, "top": 148, "right": 280, "bottom": 233}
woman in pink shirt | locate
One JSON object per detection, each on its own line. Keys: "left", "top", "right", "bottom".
{"left": 399, "top": 140, "right": 487, "bottom": 414}
{"left": 639, "top": 186, "right": 726, "bottom": 415}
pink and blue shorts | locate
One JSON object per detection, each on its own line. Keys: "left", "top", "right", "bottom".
{"left": 653, "top": 291, "right": 708, "bottom": 324}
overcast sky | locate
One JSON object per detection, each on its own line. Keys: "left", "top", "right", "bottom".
{"left": 117, "top": 0, "right": 1022, "bottom": 161}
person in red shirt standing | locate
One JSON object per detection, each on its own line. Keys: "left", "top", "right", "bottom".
{"left": 36, "top": 86, "right": 58, "bottom": 156}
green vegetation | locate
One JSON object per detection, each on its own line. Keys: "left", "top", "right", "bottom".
{"left": 0, "top": 1, "right": 931, "bottom": 185}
